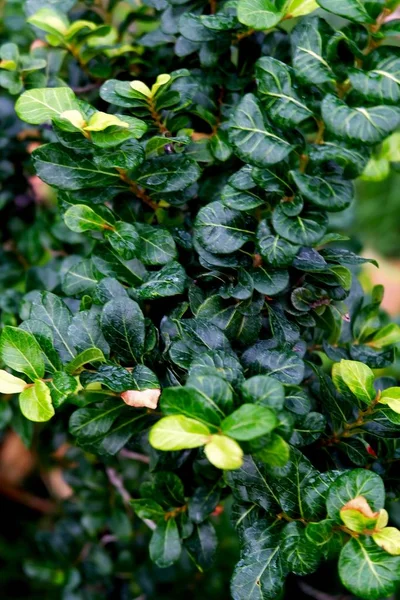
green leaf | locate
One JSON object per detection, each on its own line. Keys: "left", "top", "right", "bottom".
{"left": 64, "top": 204, "right": 112, "bottom": 233}
{"left": 286, "top": 0, "right": 318, "bottom": 16}
{"left": 65, "top": 348, "right": 105, "bottom": 375}
{"left": 229, "top": 94, "right": 293, "bottom": 167}
{"left": 101, "top": 298, "right": 145, "bottom": 363}
{"left": 104, "top": 222, "right": 139, "bottom": 261}
{"left": 339, "top": 537, "right": 400, "bottom": 600}
{"left": 252, "top": 266, "right": 289, "bottom": 296}
{"left": 19, "top": 380, "right": 54, "bottom": 422}
{"left": 185, "top": 522, "right": 218, "bottom": 572}
{"left": 24, "top": 292, "right": 75, "bottom": 361}
{"left": 15, "top": 88, "right": 79, "bottom": 124}
{"left": 373, "top": 527, "right": 400, "bottom": 556}
{"left": 290, "top": 170, "right": 354, "bottom": 212}
{"left": 133, "top": 155, "right": 201, "bottom": 192}
{"left": 255, "top": 433, "right": 290, "bottom": 467}
{"left": 369, "top": 323, "right": 400, "bottom": 349}
{"left": 195, "top": 201, "right": 255, "bottom": 254}
{"left": 326, "top": 469, "right": 385, "bottom": 522}
{"left": 68, "top": 309, "right": 109, "bottom": 356}
{"left": 0, "top": 326, "right": 45, "bottom": 381}
{"left": 241, "top": 374, "right": 285, "bottom": 410}
{"left": 316, "top": 0, "right": 375, "bottom": 23}
{"left": 32, "top": 144, "right": 120, "bottom": 190}
{"left": 349, "top": 55, "right": 400, "bottom": 104}
{"left": 93, "top": 140, "right": 145, "bottom": 171}
{"left": 221, "top": 404, "right": 277, "bottom": 440}
{"left": 231, "top": 520, "right": 286, "bottom": 600}
{"left": 269, "top": 448, "right": 319, "bottom": 518}
{"left": 49, "top": 372, "right": 79, "bottom": 408}
{"left": 378, "top": 387, "right": 400, "bottom": 414}
{"left": 205, "top": 435, "right": 243, "bottom": 470}
{"left": 131, "top": 499, "right": 165, "bottom": 523}
{"left": 160, "top": 385, "right": 224, "bottom": 428}
{"left": 135, "top": 224, "right": 177, "bottom": 265}
{"left": 272, "top": 205, "right": 328, "bottom": 245}
{"left": 242, "top": 341, "right": 305, "bottom": 385}
{"left": 256, "top": 57, "right": 313, "bottom": 128}
{"left": 149, "top": 415, "right": 211, "bottom": 451}
{"left": 0, "top": 370, "right": 27, "bottom": 394}
{"left": 332, "top": 359, "right": 376, "bottom": 405}
{"left": 62, "top": 259, "right": 102, "bottom": 297}
{"left": 306, "top": 519, "right": 345, "bottom": 560}
{"left": 237, "top": 0, "right": 286, "bottom": 29}
{"left": 281, "top": 521, "right": 321, "bottom": 575}
{"left": 322, "top": 95, "right": 400, "bottom": 144}
{"left": 226, "top": 455, "right": 281, "bottom": 511}
{"left": 149, "top": 519, "right": 182, "bottom": 568}
{"left": 257, "top": 224, "right": 300, "bottom": 267}
{"left": 221, "top": 185, "right": 264, "bottom": 212}
{"left": 292, "top": 18, "right": 335, "bottom": 85}
{"left": 188, "top": 485, "right": 221, "bottom": 524}
{"left": 137, "top": 261, "right": 187, "bottom": 299}
{"left": 27, "top": 7, "right": 69, "bottom": 36}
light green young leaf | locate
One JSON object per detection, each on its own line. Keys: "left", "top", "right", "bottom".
{"left": 369, "top": 323, "right": 400, "bottom": 349}
{"left": 204, "top": 435, "right": 243, "bottom": 470}
{"left": 378, "top": 387, "right": 400, "bottom": 414}
{"left": 19, "top": 380, "right": 55, "bottom": 422}
{"left": 27, "top": 8, "right": 69, "bottom": 37}
{"left": 64, "top": 204, "right": 112, "bottom": 233}
{"left": 332, "top": 359, "right": 376, "bottom": 405}
{"left": 149, "top": 415, "right": 211, "bottom": 451}
{"left": 84, "top": 112, "right": 130, "bottom": 132}
{"left": 15, "top": 88, "right": 79, "bottom": 124}
{"left": 221, "top": 404, "right": 277, "bottom": 440}
{"left": 65, "top": 348, "right": 106, "bottom": 375}
{"left": 237, "top": 0, "right": 286, "bottom": 29}
{"left": 286, "top": 0, "right": 318, "bottom": 16}
{"left": 372, "top": 527, "right": 400, "bottom": 556}
{"left": 0, "top": 370, "right": 27, "bottom": 394}
{"left": 0, "top": 326, "right": 45, "bottom": 381}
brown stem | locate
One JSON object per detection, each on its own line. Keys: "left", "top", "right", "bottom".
{"left": 119, "top": 449, "right": 150, "bottom": 464}
{"left": 117, "top": 169, "right": 158, "bottom": 210}
{"left": 0, "top": 482, "right": 56, "bottom": 513}
{"left": 147, "top": 97, "right": 169, "bottom": 134}
{"left": 209, "top": 0, "right": 217, "bottom": 14}
{"left": 314, "top": 119, "right": 325, "bottom": 145}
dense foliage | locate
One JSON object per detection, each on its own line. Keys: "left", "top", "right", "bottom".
{"left": 1, "top": 0, "right": 400, "bottom": 598}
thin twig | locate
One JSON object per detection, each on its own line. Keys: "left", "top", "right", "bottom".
{"left": 106, "top": 467, "right": 156, "bottom": 531}
{"left": 119, "top": 449, "right": 150, "bottom": 464}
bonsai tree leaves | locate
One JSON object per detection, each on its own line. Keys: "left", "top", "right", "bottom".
{"left": 4, "top": 2, "right": 400, "bottom": 599}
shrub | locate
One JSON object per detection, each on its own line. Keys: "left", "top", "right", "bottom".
{"left": 1, "top": 1, "right": 400, "bottom": 598}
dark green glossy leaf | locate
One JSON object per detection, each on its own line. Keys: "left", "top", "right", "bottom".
{"left": 101, "top": 298, "right": 145, "bottom": 363}
{"left": 229, "top": 94, "right": 294, "bottom": 167}
{"left": 256, "top": 56, "right": 313, "bottom": 128}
